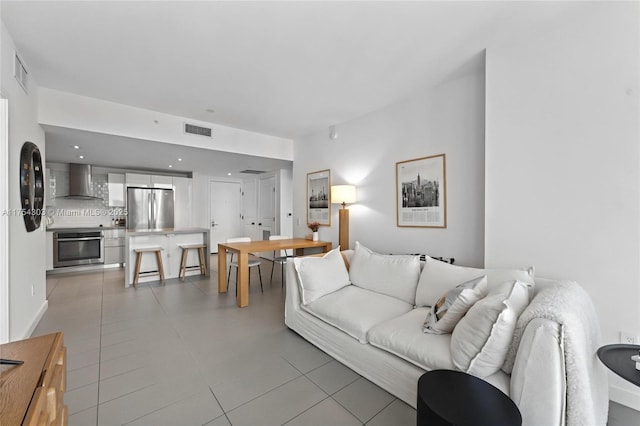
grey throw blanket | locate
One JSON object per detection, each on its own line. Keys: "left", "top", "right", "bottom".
{"left": 503, "top": 280, "right": 608, "bottom": 426}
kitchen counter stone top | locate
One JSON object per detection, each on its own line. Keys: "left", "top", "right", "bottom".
{"left": 125, "top": 227, "right": 209, "bottom": 236}
{"left": 46, "top": 226, "right": 125, "bottom": 232}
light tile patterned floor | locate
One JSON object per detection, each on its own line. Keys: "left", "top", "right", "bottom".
{"left": 34, "top": 256, "right": 416, "bottom": 426}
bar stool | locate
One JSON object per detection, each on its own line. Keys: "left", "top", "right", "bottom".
{"left": 178, "top": 243, "right": 208, "bottom": 281}
{"left": 133, "top": 247, "right": 165, "bottom": 288}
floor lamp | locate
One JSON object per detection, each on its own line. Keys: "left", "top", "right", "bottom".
{"left": 331, "top": 185, "right": 356, "bottom": 250}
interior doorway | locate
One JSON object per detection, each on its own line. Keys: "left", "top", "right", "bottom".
{"left": 209, "top": 180, "right": 242, "bottom": 253}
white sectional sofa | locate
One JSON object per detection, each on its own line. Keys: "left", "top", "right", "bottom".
{"left": 284, "top": 243, "right": 608, "bottom": 426}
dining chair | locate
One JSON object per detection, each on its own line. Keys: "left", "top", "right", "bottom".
{"left": 268, "top": 235, "right": 294, "bottom": 287}
{"left": 226, "top": 237, "right": 263, "bottom": 293}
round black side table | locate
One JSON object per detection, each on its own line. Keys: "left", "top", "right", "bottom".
{"left": 417, "top": 370, "right": 522, "bottom": 426}
{"left": 597, "top": 344, "right": 640, "bottom": 387}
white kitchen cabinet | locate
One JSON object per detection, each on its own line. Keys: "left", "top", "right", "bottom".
{"left": 173, "top": 177, "right": 192, "bottom": 227}
{"left": 46, "top": 231, "right": 54, "bottom": 271}
{"left": 125, "top": 173, "right": 173, "bottom": 189}
{"left": 104, "top": 229, "right": 125, "bottom": 265}
{"left": 126, "top": 173, "right": 151, "bottom": 188}
{"left": 151, "top": 175, "right": 173, "bottom": 189}
{"left": 108, "top": 173, "right": 125, "bottom": 207}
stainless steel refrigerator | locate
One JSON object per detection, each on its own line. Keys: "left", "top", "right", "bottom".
{"left": 127, "top": 187, "right": 174, "bottom": 230}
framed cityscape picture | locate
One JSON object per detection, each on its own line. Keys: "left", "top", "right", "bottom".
{"left": 396, "top": 154, "right": 446, "bottom": 228}
{"left": 307, "top": 169, "right": 331, "bottom": 226}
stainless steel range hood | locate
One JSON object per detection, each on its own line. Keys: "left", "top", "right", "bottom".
{"left": 59, "top": 163, "right": 103, "bottom": 200}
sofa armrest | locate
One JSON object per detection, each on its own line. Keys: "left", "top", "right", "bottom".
{"left": 284, "top": 260, "right": 302, "bottom": 326}
{"left": 510, "top": 317, "right": 566, "bottom": 426}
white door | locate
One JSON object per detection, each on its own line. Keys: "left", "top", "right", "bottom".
{"left": 258, "top": 175, "right": 276, "bottom": 240}
{"left": 242, "top": 179, "right": 258, "bottom": 240}
{"left": 209, "top": 180, "right": 242, "bottom": 253}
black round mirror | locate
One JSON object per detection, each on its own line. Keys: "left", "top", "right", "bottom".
{"left": 19, "top": 141, "right": 44, "bottom": 232}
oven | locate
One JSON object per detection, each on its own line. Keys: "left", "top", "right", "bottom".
{"left": 53, "top": 230, "right": 104, "bottom": 267}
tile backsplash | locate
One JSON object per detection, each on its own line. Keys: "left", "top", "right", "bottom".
{"left": 46, "top": 167, "right": 123, "bottom": 228}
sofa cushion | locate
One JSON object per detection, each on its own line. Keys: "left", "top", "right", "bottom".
{"left": 368, "top": 307, "right": 455, "bottom": 371}
{"left": 302, "top": 285, "right": 413, "bottom": 343}
{"left": 293, "top": 247, "right": 351, "bottom": 305}
{"left": 451, "top": 280, "right": 531, "bottom": 377}
{"left": 423, "top": 275, "right": 488, "bottom": 334}
{"left": 415, "top": 255, "right": 534, "bottom": 307}
{"left": 348, "top": 241, "right": 421, "bottom": 304}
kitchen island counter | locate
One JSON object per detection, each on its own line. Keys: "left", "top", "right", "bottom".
{"left": 125, "top": 228, "right": 209, "bottom": 287}
{"left": 126, "top": 227, "right": 209, "bottom": 235}
{"left": 46, "top": 226, "right": 126, "bottom": 232}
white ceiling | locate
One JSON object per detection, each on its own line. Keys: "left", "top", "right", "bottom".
{"left": 1, "top": 1, "right": 571, "bottom": 173}
{"left": 42, "top": 125, "right": 293, "bottom": 177}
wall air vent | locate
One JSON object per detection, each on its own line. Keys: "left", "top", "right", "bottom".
{"left": 14, "top": 52, "right": 28, "bottom": 94}
{"left": 239, "top": 169, "right": 266, "bottom": 174}
{"left": 184, "top": 123, "right": 212, "bottom": 137}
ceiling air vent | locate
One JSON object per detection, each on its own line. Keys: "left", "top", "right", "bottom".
{"left": 184, "top": 123, "right": 212, "bottom": 137}
{"left": 239, "top": 169, "right": 266, "bottom": 174}
{"left": 14, "top": 52, "right": 28, "bottom": 94}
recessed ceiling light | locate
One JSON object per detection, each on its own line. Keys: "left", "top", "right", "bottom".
{"left": 78, "top": 155, "right": 84, "bottom": 159}
{"left": 227, "top": 173, "right": 231, "bottom": 176}
{"left": 168, "top": 165, "right": 173, "bottom": 168}
{"left": 178, "top": 158, "right": 182, "bottom": 162}
{"left": 73, "top": 145, "right": 80, "bottom": 149}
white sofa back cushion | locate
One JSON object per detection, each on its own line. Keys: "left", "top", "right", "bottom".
{"left": 293, "top": 247, "right": 351, "bottom": 305}
{"left": 450, "top": 280, "right": 531, "bottom": 377}
{"left": 415, "top": 255, "right": 534, "bottom": 307}
{"left": 349, "top": 241, "right": 421, "bottom": 305}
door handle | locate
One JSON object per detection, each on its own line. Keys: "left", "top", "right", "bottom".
{"left": 258, "top": 223, "right": 262, "bottom": 226}
{"left": 211, "top": 221, "right": 218, "bottom": 228}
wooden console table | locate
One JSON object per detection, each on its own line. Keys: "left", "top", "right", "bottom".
{"left": 0, "top": 332, "right": 67, "bottom": 425}
{"left": 218, "top": 238, "right": 332, "bottom": 307}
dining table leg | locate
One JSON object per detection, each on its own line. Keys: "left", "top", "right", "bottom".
{"left": 237, "top": 251, "right": 249, "bottom": 307}
{"left": 218, "top": 244, "right": 228, "bottom": 293}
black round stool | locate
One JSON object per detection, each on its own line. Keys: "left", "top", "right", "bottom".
{"left": 417, "top": 370, "right": 522, "bottom": 426}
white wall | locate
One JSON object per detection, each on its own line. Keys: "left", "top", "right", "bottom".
{"left": 485, "top": 2, "right": 639, "bottom": 409}
{"left": 1, "top": 22, "right": 47, "bottom": 341}
{"left": 294, "top": 53, "right": 486, "bottom": 265}
{"left": 38, "top": 88, "right": 293, "bottom": 161}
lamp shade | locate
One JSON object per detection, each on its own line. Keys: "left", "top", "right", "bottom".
{"left": 331, "top": 185, "right": 356, "bottom": 205}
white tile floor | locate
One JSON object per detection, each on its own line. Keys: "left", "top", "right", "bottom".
{"left": 34, "top": 256, "right": 416, "bottom": 426}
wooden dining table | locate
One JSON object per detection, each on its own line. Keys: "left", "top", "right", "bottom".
{"left": 218, "top": 238, "right": 332, "bottom": 307}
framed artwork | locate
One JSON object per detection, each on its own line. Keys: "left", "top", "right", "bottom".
{"left": 307, "top": 169, "right": 331, "bottom": 226}
{"left": 396, "top": 153, "right": 446, "bottom": 228}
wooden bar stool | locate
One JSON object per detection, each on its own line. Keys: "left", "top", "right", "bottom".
{"left": 178, "top": 244, "right": 208, "bottom": 281}
{"left": 133, "top": 247, "right": 165, "bottom": 288}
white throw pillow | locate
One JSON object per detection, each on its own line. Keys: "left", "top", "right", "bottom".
{"left": 450, "top": 280, "right": 531, "bottom": 377}
{"left": 423, "top": 275, "right": 488, "bottom": 335}
{"left": 293, "top": 247, "right": 350, "bottom": 305}
{"left": 348, "top": 241, "right": 421, "bottom": 304}
{"left": 415, "top": 256, "right": 534, "bottom": 307}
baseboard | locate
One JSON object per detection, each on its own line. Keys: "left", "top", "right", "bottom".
{"left": 24, "top": 300, "right": 48, "bottom": 339}
{"left": 610, "top": 384, "right": 640, "bottom": 412}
